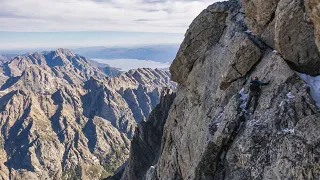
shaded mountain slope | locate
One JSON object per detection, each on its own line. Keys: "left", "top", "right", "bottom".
{"left": 107, "top": 88, "right": 175, "bottom": 180}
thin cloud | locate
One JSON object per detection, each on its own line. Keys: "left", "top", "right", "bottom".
{"left": 0, "top": 0, "right": 220, "bottom": 33}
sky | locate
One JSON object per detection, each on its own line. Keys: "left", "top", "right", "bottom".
{"left": 0, "top": 0, "right": 222, "bottom": 50}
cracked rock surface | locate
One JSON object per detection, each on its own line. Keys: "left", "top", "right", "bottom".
{"left": 243, "top": 0, "right": 320, "bottom": 75}
{"left": 111, "top": 0, "right": 320, "bottom": 179}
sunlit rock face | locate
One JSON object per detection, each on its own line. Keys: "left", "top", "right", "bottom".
{"left": 110, "top": 0, "right": 320, "bottom": 180}
{"left": 0, "top": 49, "right": 174, "bottom": 180}
{"left": 243, "top": 0, "right": 320, "bottom": 75}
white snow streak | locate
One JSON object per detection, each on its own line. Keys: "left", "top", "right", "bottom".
{"left": 239, "top": 88, "right": 248, "bottom": 112}
{"left": 296, "top": 72, "right": 320, "bottom": 108}
{"left": 286, "top": 92, "right": 295, "bottom": 99}
{"left": 281, "top": 128, "right": 295, "bottom": 134}
{"left": 279, "top": 92, "right": 295, "bottom": 107}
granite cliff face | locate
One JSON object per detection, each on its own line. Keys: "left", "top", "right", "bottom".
{"left": 114, "top": 0, "right": 320, "bottom": 179}
{"left": 0, "top": 49, "right": 174, "bottom": 180}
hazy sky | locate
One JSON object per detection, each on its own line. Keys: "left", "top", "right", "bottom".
{"left": 0, "top": 0, "right": 221, "bottom": 50}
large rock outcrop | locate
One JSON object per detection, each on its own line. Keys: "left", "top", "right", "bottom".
{"left": 305, "top": 0, "right": 320, "bottom": 51}
{"left": 0, "top": 49, "right": 175, "bottom": 180}
{"left": 170, "top": 3, "right": 229, "bottom": 85}
{"left": 243, "top": 0, "right": 320, "bottom": 75}
{"left": 114, "top": 0, "right": 320, "bottom": 179}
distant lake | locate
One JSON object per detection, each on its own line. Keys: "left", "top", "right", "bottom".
{"left": 91, "top": 59, "right": 171, "bottom": 71}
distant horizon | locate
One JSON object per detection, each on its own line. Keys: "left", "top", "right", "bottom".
{"left": 0, "top": 31, "right": 184, "bottom": 51}
{"left": 0, "top": 42, "right": 181, "bottom": 54}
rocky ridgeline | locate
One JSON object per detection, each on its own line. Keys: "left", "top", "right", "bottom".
{"left": 0, "top": 54, "right": 15, "bottom": 64}
{"left": 0, "top": 49, "right": 174, "bottom": 179}
{"left": 112, "top": 0, "right": 320, "bottom": 179}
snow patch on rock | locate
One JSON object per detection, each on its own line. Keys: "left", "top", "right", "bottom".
{"left": 296, "top": 72, "right": 320, "bottom": 108}
{"left": 244, "top": 29, "right": 254, "bottom": 35}
{"left": 246, "top": 119, "right": 262, "bottom": 126}
{"left": 239, "top": 88, "right": 248, "bottom": 112}
{"left": 281, "top": 128, "right": 295, "bottom": 134}
{"left": 286, "top": 92, "right": 295, "bottom": 99}
{"left": 279, "top": 92, "right": 295, "bottom": 107}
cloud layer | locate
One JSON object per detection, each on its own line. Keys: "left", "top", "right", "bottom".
{"left": 0, "top": 0, "right": 220, "bottom": 33}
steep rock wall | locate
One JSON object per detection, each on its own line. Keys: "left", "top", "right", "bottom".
{"left": 145, "top": 0, "right": 320, "bottom": 179}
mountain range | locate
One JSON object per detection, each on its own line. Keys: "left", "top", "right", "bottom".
{"left": 0, "top": 48, "right": 174, "bottom": 179}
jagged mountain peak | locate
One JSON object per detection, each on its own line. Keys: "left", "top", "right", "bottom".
{"left": 55, "top": 48, "right": 75, "bottom": 56}
{"left": 10, "top": 48, "right": 77, "bottom": 67}
{"left": 1, "top": 49, "right": 107, "bottom": 89}
{"left": 28, "top": 48, "right": 76, "bottom": 60}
